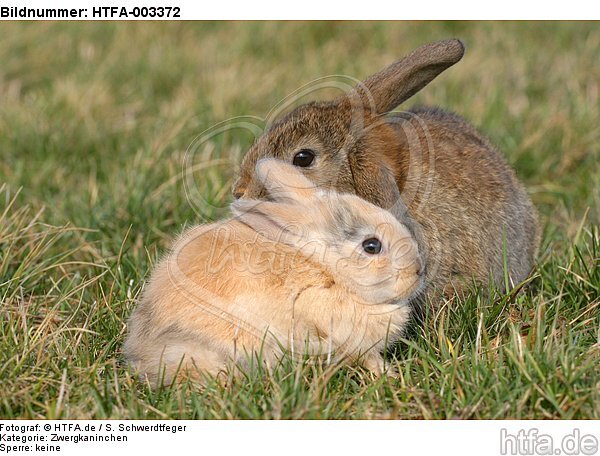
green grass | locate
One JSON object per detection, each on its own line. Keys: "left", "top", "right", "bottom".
{"left": 0, "top": 22, "right": 598, "bottom": 419}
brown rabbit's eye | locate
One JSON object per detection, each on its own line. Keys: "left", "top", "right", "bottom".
{"left": 362, "top": 238, "right": 382, "bottom": 255}
{"left": 293, "top": 149, "right": 315, "bottom": 167}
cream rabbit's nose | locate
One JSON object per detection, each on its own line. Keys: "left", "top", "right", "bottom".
{"left": 393, "top": 238, "right": 423, "bottom": 277}
{"left": 416, "top": 258, "right": 425, "bottom": 277}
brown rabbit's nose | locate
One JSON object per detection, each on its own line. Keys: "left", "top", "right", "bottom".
{"left": 232, "top": 175, "right": 247, "bottom": 199}
{"left": 233, "top": 187, "right": 246, "bottom": 199}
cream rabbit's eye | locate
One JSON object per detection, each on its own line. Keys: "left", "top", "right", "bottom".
{"left": 293, "top": 149, "right": 315, "bottom": 167}
{"left": 362, "top": 238, "right": 382, "bottom": 255}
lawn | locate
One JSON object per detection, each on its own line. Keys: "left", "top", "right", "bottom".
{"left": 0, "top": 22, "right": 598, "bottom": 419}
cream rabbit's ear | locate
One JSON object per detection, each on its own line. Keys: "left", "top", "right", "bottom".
{"left": 255, "top": 158, "right": 317, "bottom": 203}
{"left": 349, "top": 39, "right": 465, "bottom": 115}
{"left": 231, "top": 199, "right": 309, "bottom": 244}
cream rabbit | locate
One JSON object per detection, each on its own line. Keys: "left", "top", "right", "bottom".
{"left": 124, "top": 159, "right": 424, "bottom": 386}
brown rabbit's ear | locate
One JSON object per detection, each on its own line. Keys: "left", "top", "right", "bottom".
{"left": 255, "top": 158, "right": 317, "bottom": 203}
{"left": 350, "top": 39, "right": 465, "bottom": 115}
{"left": 348, "top": 157, "right": 401, "bottom": 211}
{"left": 231, "top": 199, "right": 307, "bottom": 243}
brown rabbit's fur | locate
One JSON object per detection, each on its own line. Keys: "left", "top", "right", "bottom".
{"left": 233, "top": 39, "right": 540, "bottom": 302}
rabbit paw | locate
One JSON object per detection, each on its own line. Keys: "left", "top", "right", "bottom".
{"left": 364, "top": 355, "right": 400, "bottom": 379}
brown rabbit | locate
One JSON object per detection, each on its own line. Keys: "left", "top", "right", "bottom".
{"left": 233, "top": 39, "right": 540, "bottom": 302}
{"left": 124, "top": 159, "right": 424, "bottom": 386}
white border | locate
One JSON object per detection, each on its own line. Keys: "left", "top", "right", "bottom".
{"left": 0, "top": 0, "right": 598, "bottom": 19}
{"left": 0, "top": 420, "right": 599, "bottom": 456}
